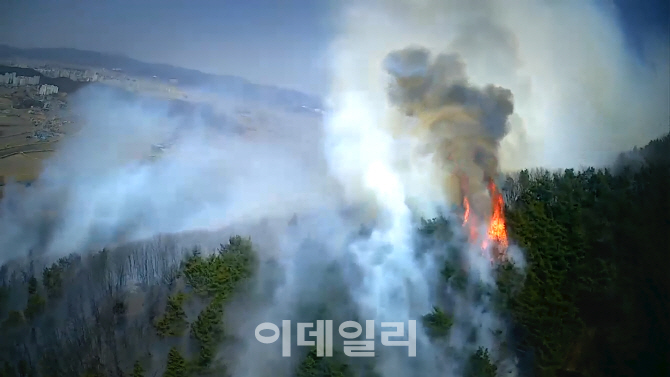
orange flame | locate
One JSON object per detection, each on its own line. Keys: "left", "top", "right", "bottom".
{"left": 486, "top": 180, "right": 508, "bottom": 260}
{"left": 462, "top": 196, "right": 479, "bottom": 242}
{"left": 461, "top": 179, "right": 509, "bottom": 262}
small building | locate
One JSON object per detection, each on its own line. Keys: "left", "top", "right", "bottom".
{"left": 39, "top": 84, "right": 59, "bottom": 96}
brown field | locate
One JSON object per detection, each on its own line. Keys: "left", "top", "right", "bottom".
{"left": 0, "top": 92, "right": 58, "bottom": 192}
{"left": 0, "top": 117, "right": 28, "bottom": 127}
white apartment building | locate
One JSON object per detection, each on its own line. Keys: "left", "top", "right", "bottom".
{"left": 39, "top": 84, "right": 59, "bottom": 96}
{"left": 0, "top": 72, "right": 40, "bottom": 86}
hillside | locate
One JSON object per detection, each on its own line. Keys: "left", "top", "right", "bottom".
{"left": 0, "top": 45, "right": 321, "bottom": 109}
{"left": 0, "top": 133, "right": 667, "bottom": 377}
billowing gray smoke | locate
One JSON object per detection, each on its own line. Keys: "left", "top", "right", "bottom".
{"left": 383, "top": 45, "right": 515, "bottom": 219}
{"left": 328, "top": 0, "right": 669, "bottom": 173}
{"left": 384, "top": 46, "right": 513, "bottom": 143}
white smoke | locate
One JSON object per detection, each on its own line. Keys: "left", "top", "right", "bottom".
{"left": 0, "top": 1, "right": 665, "bottom": 376}
{"left": 0, "top": 87, "right": 337, "bottom": 263}
{"left": 327, "top": 0, "right": 670, "bottom": 173}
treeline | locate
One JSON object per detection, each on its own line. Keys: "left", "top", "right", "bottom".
{"left": 0, "top": 133, "right": 668, "bottom": 377}
{"left": 294, "top": 132, "right": 669, "bottom": 377}
{"left": 0, "top": 235, "right": 256, "bottom": 377}
{"left": 499, "top": 133, "right": 670, "bottom": 377}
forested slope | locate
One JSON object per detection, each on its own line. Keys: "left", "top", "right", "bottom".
{"left": 0, "top": 134, "right": 668, "bottom": 377}
{"left": 499, "top": 133, "right": 670, "bottom": 377}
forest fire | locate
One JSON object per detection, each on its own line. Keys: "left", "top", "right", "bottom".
{"left": 462, "top": 196, "right": 479, "bottom": 243}
{"left": 486, "top": 179, "right": 509, "bottom": 260}
{"left": 461, "top": 179, "right": 509, "bottom": 262}
{"left": 381, "top": 45, "right": 514, "bottom": 262}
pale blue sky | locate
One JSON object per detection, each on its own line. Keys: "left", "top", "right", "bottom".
{"left": 0, "top": 0, "right": 667, "bottom": 95}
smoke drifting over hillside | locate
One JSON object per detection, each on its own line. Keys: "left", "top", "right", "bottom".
{"left": 0, "top": 0, "right": 667, "bottom": 376}
{"left": 0, "top": 87, "right": 337, "bottom": 263}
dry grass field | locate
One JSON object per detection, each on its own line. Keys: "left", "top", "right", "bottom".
{"left": 0, "top": 90, "right": 59, "bottom": 193}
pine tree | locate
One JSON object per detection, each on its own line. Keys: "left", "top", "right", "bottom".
{"left": 131, "top": 361, "right": 144, "bottom": 377}
{"left": 464, "top": 347, "right": 497, "bottom": 377}
{"left": 163, "top": 347, "right": 186, "bottom": 377}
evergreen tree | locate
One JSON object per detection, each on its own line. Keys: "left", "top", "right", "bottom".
{"left": 163, "top": 347, "right": 186, "bottom": 377}
{"left": 131, "top": 361, "right": 144, "bottom": 377}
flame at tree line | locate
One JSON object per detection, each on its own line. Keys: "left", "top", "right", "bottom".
{"left": 378, "top": 45, "right": 514, "bottom": 262}
{"left": 461, "top": 178, "right": 509, "bottom": 261}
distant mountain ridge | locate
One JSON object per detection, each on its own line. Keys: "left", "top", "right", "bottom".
{"left": 0, "top": 44, "right": 322, "bottom": 110}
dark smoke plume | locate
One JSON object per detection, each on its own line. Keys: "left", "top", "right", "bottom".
{"left": 383, "top": 46, "right": 514, "bottom": 218}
